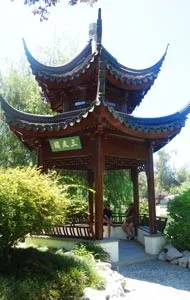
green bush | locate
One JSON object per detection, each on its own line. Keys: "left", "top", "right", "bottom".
{"left": 166, "top": 190, "right": 190, "bottom": 250}
{"left": 73, "top": 242, "right": 110, "bottom": 262}
{"left": 63, "top": 198, "right": 88, "bottom": 224}
{"left": 139, "top": 200, "right": 149, "bottom": 215}
{"left": 0, "top": 247, "right": 105, "bottom": 300}
{"left": 0, "top": 166, "right": 67, "bottom": 259}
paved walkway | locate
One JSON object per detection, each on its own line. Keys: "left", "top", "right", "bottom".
{"left": 117, "top": 239, "right": 156, "bottom": 265}
{"left": 116, "top": 240, "right": 190, "bottom": 299}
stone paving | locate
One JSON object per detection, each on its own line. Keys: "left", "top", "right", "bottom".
{"left": 116, "top": 240, "right": 190, "bottom": 299}
{"left": 118, "top": 261, "right": 189, "bottom": 299}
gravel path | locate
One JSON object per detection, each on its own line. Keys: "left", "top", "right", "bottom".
{"left": 118, "top": 260, "right": 190, "bottom": 299}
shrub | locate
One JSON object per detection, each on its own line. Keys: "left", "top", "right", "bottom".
{"left": 139, "top": 200, "right": 149, "bottom": 215}
{"left": 0, "top": 247, "right": 105, "bottom": 299}
{"left": 0, "top": 166, "right": 67, "bottom": 259}
{"left": 73, "top": 242, "right": 110, "bottom": 262}
{"left": 166, "top": 189, "right": 190, "bottom": 250}
{"left": 63, "top": 198, "right": 88, "bottom": 224}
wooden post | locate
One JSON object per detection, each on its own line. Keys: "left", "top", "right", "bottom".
{"left": 131, "top": 167, "right": 140, "bottom": 227}
{"left": 87, "top": 170, "right": 94, "bottom": 226}
{"left": 37, "top": 142, "right": 48, "bottom": 173}
{"left": 94, "top": 135, "right": 104, "bottom": 239}
{"left": 147, "top": 143, "right": 157, "bottom": 234}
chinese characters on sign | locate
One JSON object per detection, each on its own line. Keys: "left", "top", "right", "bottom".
{"left": 49, "top": 136, "right": 82, "bottom": 152}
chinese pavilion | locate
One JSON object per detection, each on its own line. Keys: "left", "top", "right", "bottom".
{"left": 0, "top": 9, "right": 190, "bottom": 240}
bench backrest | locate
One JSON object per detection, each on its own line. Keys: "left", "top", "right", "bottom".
{"left": 38, "top": 225, "right": 95, "bottom": 240}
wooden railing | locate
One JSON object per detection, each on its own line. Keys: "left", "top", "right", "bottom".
{"left": 37, "top": 224, "right": 95, "bottom": 240}
{"left": 156, "top": 216, "right": 168, "bottom": 233}
{"left": 112, "top": 213, "right": 126, "bottom": 224}
{"left": 139, "top": 214, "right": 167, "bottom": 233}
{"left": 33, "top": 214, "right": 167, "bottom": 240}
{"left": 112, "top": 213, "right": 167, "bottom": 233}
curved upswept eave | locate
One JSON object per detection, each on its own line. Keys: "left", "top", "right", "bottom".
{"left": 0, "top": 94, "right": 97, "bottom": 132}
{"left": 23, "top": 38, "right": 93, "bottom": 75}
{"left": 1, "top": 93, "right": 189, "bottom": 135}
{"left": 0, "top": 94, "right": 86, "bottom": 124}
{"left": 103, "top": 44, "right": 169, "bottom": 77}
{"left": 106, "top": 100, "right": 190, "bottom": 134}
{"left": 125, "top": 101, "right": 190, "bottom": 126}
{"left": 179, "top": 101, "right": 190, "bottom": 117}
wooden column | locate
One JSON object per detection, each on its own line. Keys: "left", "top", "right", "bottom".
{"left": 147, "top": 143, "right": 157, "bottom": 234}
{"left": 37, "top": 142, "right": 48, "bottom": 173}
{"left": 94, "top": 135, "right": 104, "bottom": 239}
{"left": 131, "top": 167, "right": 140, "bottom": 227}
{"left": 87, "top": 170, "right": 94, "bottom": 226}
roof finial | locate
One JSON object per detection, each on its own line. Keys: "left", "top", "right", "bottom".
{"left": 165, "top": 43, "right": 170, "bottom": 56}
{"left": 96, "top": 8, "right": 102, "bottom": 46}
{"left": 98, "top": 7, "right": 101, "bottom": 20}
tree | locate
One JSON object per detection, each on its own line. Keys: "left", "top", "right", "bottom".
{"left": 0, "top": 166, "right": 68, "bottom": 258}
{"left": 58, "top": 170, "right": 90, "bottom": 222}
{"left": 104, "top": 170, "right": 133, "bottom": 212}
{"left": 12, "top": 0, "right": 98, "bottom": 21}
{"left": 36, "top": 31, "right": 79, "bottom": 66}
{"left": 0, "top": 68, "right": 52, "bottom": 167}
{"left": 154, "top": 149, "right": 177, "bottom": 192}
{"left": 176, "top": 166, "right": 190, "bottom": 185}
{"left": 0, "top": 30, "right": 79, "bottom": 167}
{"left": 138, "top": 172, "right": 147, "bottom": 199}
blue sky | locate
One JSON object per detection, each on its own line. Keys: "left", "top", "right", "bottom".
{"left": 0, "top": 0, "right": 190, "bottom": 168}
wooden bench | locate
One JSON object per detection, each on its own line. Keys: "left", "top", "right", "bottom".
{"left": 139, "top": 214, "right": 167, "bottom": 233}
{"left": 38, "top": 224, "right": 95, "bottom": 240}
{"left": 137, "top": 220, "right": 167, "bottom": 246}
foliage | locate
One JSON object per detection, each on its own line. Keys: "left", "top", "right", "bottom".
{"left": 0, "top": 247, "right": 104, "bottom": 299}
{"left": 139, "top": 200, "right": 149, "bottom": 215}
{"left": 166, "top": 190, "right": 190, "bottom": 250}
{"left": 173, "top": 179, "right": 190, "bottom": 194}
{"left": 139, "top": 172, "right": 147, "bottom": 199}
{"left": 0, "top": 166, "right": 67, "bottom": 258}
{"left": 58, "top": 171, "right": 89, "bottom": 223}
{"left": 0, "top": 69, "right": 53, "bottom": 167}
{"left": 62, "top": 170, "right": 134, "bottom": 217}
{"left": 154, "top": 149, "right": 177, "bottom": 192}
{"left": 73, "top": 241, "right": 110, "bottom": 262}
{"left": 171, "top": 168, "right": 190, "bottom": 195}
{"left": 176, "top": 166, "right": 190, "bottom": 184}
{"left": 0, "top": 30, "right": 79, "bottom": 167}
{"left": 59, "top": 170, "right": 88, "bottom": 199}
{"left": 104, "top": 170, "right": 133, "bottom": 212}
{"left": 36, "top": 31, "right": 79, "bottom": 66}
{"left": 64, "top": 198, "right": 88, "bottom": 223}
{"left": 14, "top": 0, "right": 98, "bottom": 21}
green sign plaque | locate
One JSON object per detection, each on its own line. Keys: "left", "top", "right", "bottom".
{"left": 49, "top": 136, "right": 82, "bottom": 152}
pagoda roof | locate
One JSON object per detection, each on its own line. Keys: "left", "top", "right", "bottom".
{"left": 23, "top": 9, "right": 167, "bottom": 113}
{"left": 23, "top": 39, "right": 97, "bottom": 82}
{"left": 1, "top": 94, "right": 189, "bottom": 152}
{"left": 24, "top": 39, "right": 166, "bottom": 86}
